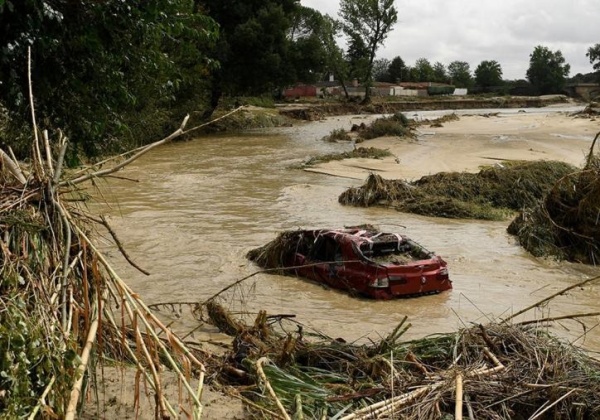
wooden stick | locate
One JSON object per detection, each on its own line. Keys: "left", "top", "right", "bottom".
{"left": 517, "top": 312, "right": 600, "bottom": 326}
{"left": 27, "top": 47, "right": 44, "bottom": 178}
{"left": 42, "top": 129, "right": 54, "bottom": 178}
{"left": 61, "top": 115, "right": 189, "bottom": 187}
{"left": 256, "top": 357, "right": 291, "bottom": 420}
{"left": 528, "top": 388, "right": 577, "bottom": 420}
{"left": 455, "top": 373, "right": 463, "bottom": 420}
{"left": 502, "top": 275, "right": 600, "bottom": 324}
{"left": 0, "top": 148, "right": 27, "bottom": 184}
{"left": 65, "top": 294, "right": 104, "bottom": 420}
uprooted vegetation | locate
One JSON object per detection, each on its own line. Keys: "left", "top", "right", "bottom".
{"left": 196, "top": 292, "right": 600, "bottom": 420}
{"left": 0, "top": 113, "right": 223, "bottom": 418}
{"left": 508, "top": 132, "right": 600, "bottom": 264}
{"left": 339, "top": 160, "right": 576, "bottom": 220}
{"left": 358, "top": 112, "right": 413, "bottom": 140}
{"left": 303, "top": 147, "right": 393, "bottom": 166}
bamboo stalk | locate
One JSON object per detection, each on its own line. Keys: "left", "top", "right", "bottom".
{"left": 0, "top": 148, "right": 27, "bottom": 184}
{"left": 27, "top": 47, "right": 44, "bottom": 178}
{"left": 62, "top": 115, "right": 190, "bottom": 187}
{"left": 502, "top": 275, "right": 600, "bottom": 324}
{"left": 455, "top": 373, "right": 463, "bottom": 420}
{"left": 517, "top": 312, "right": 600, "bottom": 326}
{"left": 101, "top": 294, "right": 178, "bottom": 418}
{"left": 52, "top": 131, "right": 68, "bottom": 185}
{"left": 28, "top": 376, "right": 55, "bottom": 420}
{"left": 65, "top": 293, "right": 104, "bottom": 420}
{"left": 42, "top": 129, "right": 55, "bottom": 178}
{"left": 528, "top": 388, "right": 577, "bottom": 420}
{"left": 256, "top": 357, "right": 291, "bottom": 420}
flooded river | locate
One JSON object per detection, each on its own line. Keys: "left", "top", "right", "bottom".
{"left": 97, "top": 108, "right": 600, "bottom": 353}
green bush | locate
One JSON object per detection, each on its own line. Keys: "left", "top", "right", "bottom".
{"left": 360, "top": 117, "right": 409, "bottom": 140}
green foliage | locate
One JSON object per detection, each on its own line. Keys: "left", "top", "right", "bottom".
{"left": 204, "top": 0, "right": 302, "bottom": 98}
{"left": 526, "top": 45, "right": 570, "bottom": 95}
{"left": 587, "top": 43, "right": 600, "bottom": 84}
{"left": 360, "top": 115, "right": 410, "bottom": 139}
{"left": 587, "top": 43, "right": 600, "bottom": 81}
{"left": 413, "top": 57, "right": 434, "bottom": 82}
{"left": 0, "top": 297, "right": 73, "bottom": 417}
{"left": 474, "top": 60, "right": 504, "bottom": 90}
{"left": 428, "top": 86, "right": 455, "bottom": 96}
{"left": 432, "top": 61, "right": 448, "bottom": 83}
{"left": 0, "top": 0, "right": 217, "bottom": 159}
{"left": 287, "top": 6, "right": 330, "bottom": 84}
{"left": 319, "top": 16, "right": 351, "bottom": 98}
{"left": 339, "top": 0, "right": 398, "bottom": 100}
{"left": 448, "top": 61, "right": 473, "bottom": 88}
{"left": 373, "top": 58, "right": 391, "bottom": 82}
{"left": 388, "top": 56, "right": 406, "bottom": 83}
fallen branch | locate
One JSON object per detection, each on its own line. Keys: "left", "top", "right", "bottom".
{"left": 502, "top": 275, "right": 600, "bottom": 324}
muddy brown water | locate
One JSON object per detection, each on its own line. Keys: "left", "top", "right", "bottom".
{"left": 96, "top": 109, "right": 600, "bottom": 354}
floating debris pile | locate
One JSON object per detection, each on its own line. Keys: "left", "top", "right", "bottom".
{"left": 205, "top": 301, "right": 600, "bottom": 419}
{"left": 508, "top": 132, "right": 600, "bottom": 263}
{"left": 339, "top": 161, "right": 576, "bottom": 220}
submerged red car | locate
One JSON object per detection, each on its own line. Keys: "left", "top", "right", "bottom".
{"left": 247, "top": 226, "right": 451, "bottom": 299}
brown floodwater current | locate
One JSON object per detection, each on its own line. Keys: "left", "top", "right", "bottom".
{"left": 95, "top": 110, "right": 600, "bottom": 355}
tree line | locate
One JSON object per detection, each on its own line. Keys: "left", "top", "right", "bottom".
{"left": 0, "top": 0, "right": 599, "bottom": 160}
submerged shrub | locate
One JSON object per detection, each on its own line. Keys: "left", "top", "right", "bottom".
{"left": 322, "top": 128, "right": 351, "bottom": 142}
{"left": 360, "top": 115, "right": 410, "bottom": 140}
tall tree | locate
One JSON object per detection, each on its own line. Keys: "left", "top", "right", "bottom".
{"left": 345, "top": 36, "right": 370, "bottom": 83}
{"left": 413, "top": 58, "right": 434, "bottom": 82}
{"left": 320, "top": 16, "right": 351, "bottom": 99}
{"left": 474, "top": 60, "right": 503, "bottom": 90}
{"left": 373, "top": 58, "right": 391, "bottom": 82}
{"left": 0, "top": 0, "right": 217, "bottom": 158}
{"left": 203, "top": 0, "right": 299, "bottom": 106}
{"left": 447, "top": 61, "right": 473, "bottom": 88}
{"left": 387, "top": 56, "right": 405, "bottom": 82}
{"left": 526, "top": 45, "right": 570, "bottom": 94}
{"left": 339, "top": 0, "right": 398, "bottom": 102}
{"left": 586, "top": 43, "right": 600, "bottom": 82}
{"left": 432, "top": 61, "right": 448, "bottom": 83}
{"left": 287, "top": 6, "right": 330, "bottom": 84}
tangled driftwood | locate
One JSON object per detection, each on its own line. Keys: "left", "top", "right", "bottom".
{"left": 339, "top": 161, "right": 575, "bottom": 220}
{"left": 201, "top": 275, "right": 600, "bottom": 419}
{"left": 508, "top": 132, "right": 600, "bottom": 264}
{"left": 0, "top": 50, "right": 245, "bottom": 418}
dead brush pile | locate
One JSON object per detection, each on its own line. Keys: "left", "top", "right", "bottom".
{"left": 0, "top": 89, "right": 244, "bottom": 417}
{"left": 304, "top": 147, "right": 393, "bottom": 166}
{"left": 339, "top": 160, "right": 576, "bottom": 220}
{"left": 205, "top": 300, "right": 600, "bottom": 420}
{"left": 508, "top": 132, "right": 600, "bottom": 264}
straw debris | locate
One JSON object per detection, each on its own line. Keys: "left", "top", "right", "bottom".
{"left": 508, "top": 132, "right": 600, "bottom": 263}
{"left": 339, "top": 160, "right": 576, "bottom": 220}
{"left": 304, "top": 147, "right": 393, "bottom": 166}
{"left": 204, "top": 301, "right": 600, "bottom": 420}
{"left": 0, "top": 58, "right": 245, "bottom": 417}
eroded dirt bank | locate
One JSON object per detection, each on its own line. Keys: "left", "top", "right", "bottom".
{"left": 277, "top": 95, "right": 571, "bottom": 120}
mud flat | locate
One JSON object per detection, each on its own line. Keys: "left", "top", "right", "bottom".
{"left": 306, "top": 109, "right": 598, "bottom": 180}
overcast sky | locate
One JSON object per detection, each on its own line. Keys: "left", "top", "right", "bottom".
{"left": 301, "top": 0, "right": 599, "bottom": 80}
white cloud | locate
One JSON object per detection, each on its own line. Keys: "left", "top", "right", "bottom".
{"left": 301, "top": 0, "right": 599, "bottom": 79}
